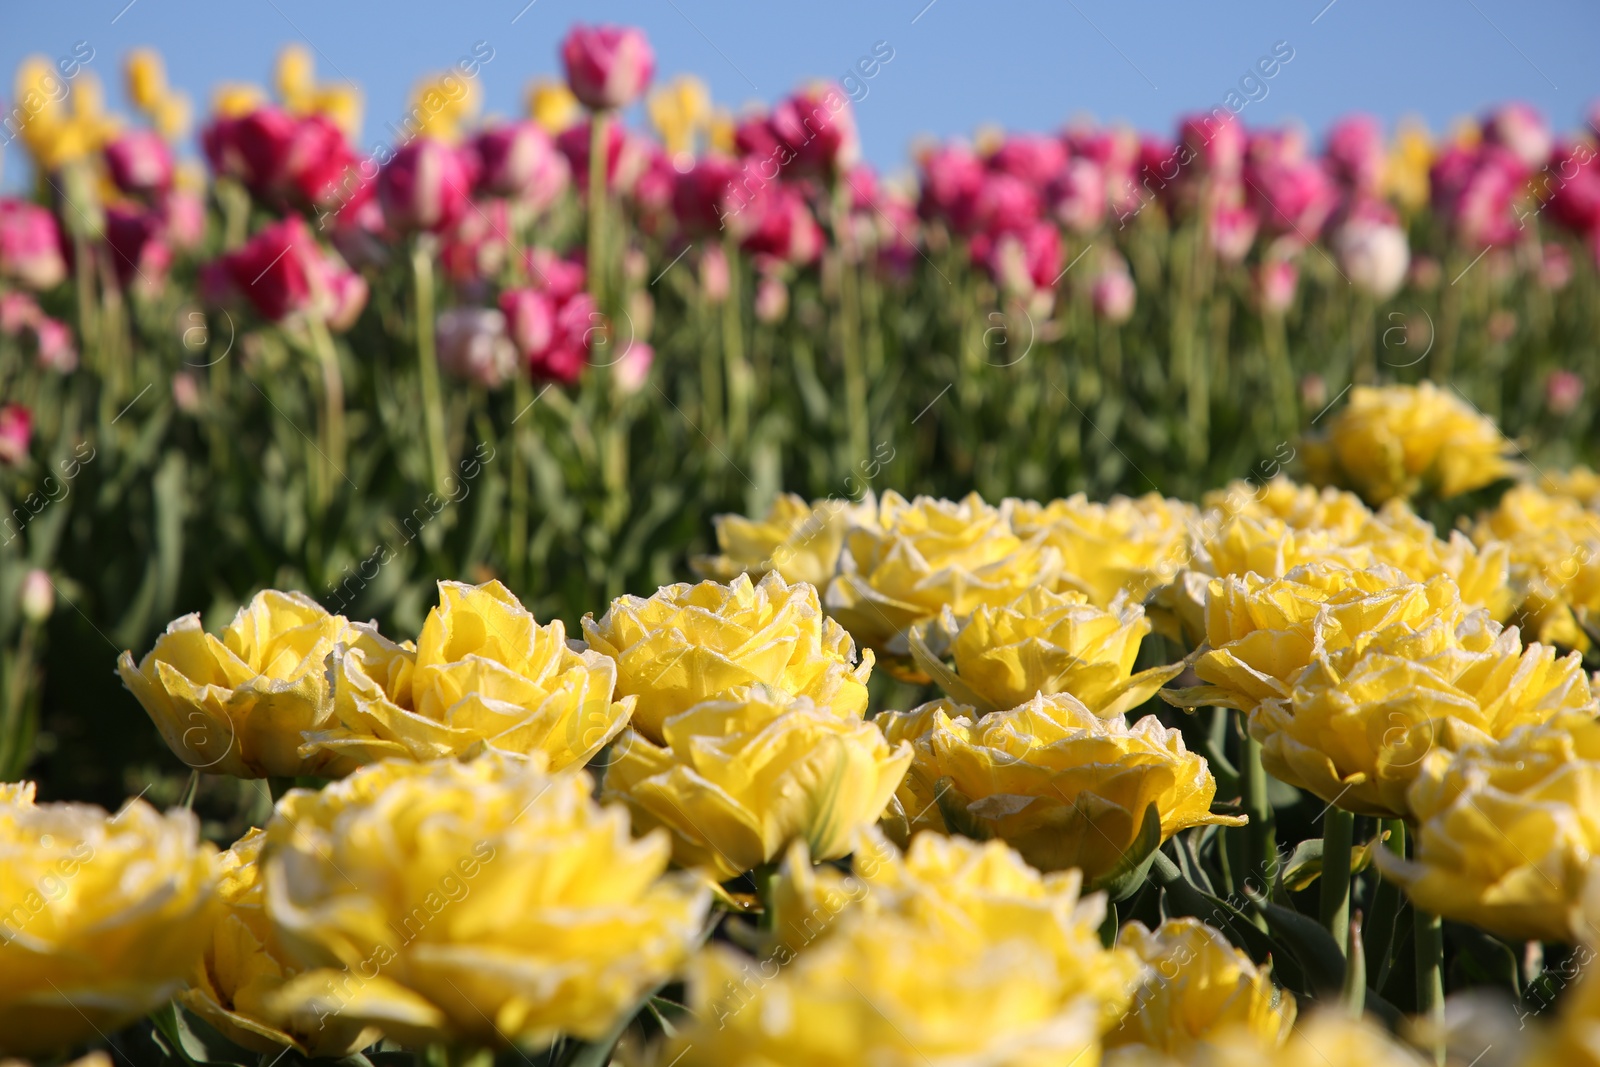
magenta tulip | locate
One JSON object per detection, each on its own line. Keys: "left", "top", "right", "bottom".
{"left": 472, "top": 122, "right": 570, "bottom": 210}
{"left": 378, "top": 138, "right": 479, "bottom": 234}
{"left": 561, "top": 24, "right": 655, "bottom": 110}
{"left": 105, "top": 129, "right": 174, "bottom": 197}
{"left": 0, "top": 200, "right": 67, "bottom": 291}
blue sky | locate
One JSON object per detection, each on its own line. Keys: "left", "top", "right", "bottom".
{"left": 3, "top": 0, "right": 1596, "bottom": 190}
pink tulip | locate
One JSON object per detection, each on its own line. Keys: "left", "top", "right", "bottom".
{"left": 1091, "top": 265, "right": 1136, "bottom": 323}
{"left": 1546, "top": 370, "right": 1584, "bottom": 416}
{"left": 378, "top": 138, "right": 479, "bottom": 234}
{"left": 1431, "top": 144, "right": 1524, "bottom": 247}
{"left": 0, "top": 200, "right": 67, "bottom": 291}
{"left": 0, "top": 292, "right": 39, "bottom": 334}
{"left": 1324, "top": 114, "right": 1384, "bottom": 194}
{"left": 1482, "top": 102, "right": 1552, "bottom": 170}
{"left": 436, "top": 307, "right": 519, "bottom": 389}
{"left": 33, "top": 315, "right": 78, "bottom": 373}
{"left": 1540, "top": 242, "right": 1573, "bottom": 290}
{"left": 472, "top": 122, "right": 570, "bottom": 210}
{"left": 976, "top": 220, "right": 1061, "bottom": 297}
{"left": 698, "top": 243, "right": 730, "bottom": 303}
{"left": 918, "top": 143, "right": 986, "bottom": 234}
{"left": 1256, "top": 259, "right": 1299, "bottom": 314}
{"left": 555, "top": 120, "right": 649, "bottom": 196}
{"left": 970, "top": 172, "right": 1040, "bottom": 235}
{"left": 530, "top": 292, "right": 597, "bottom": 384}
{"left": 989, "top": 134, "right": 1067, "bottom": 188}
{"left": 742, "top": 188, "right": 823, "bottom": 266}
{"left": 768, "top": 84, "right": 861, "bottom": 178}
{"left": 1246, "top": 128, "right": 1308, "bottom": 168}
{"left": 1048, "top": 158, "right": 1106, "bottom": 234}
{"left": 733, "top": 111, "right": 784, "bottom": 160}
{"left": 208, "top": 216, "right": 367, "bottom": 329}
{"left": 613, "top": 340, "right": 654, "bottom": 395}
{"left": 1068, "top": 127, "right": 1139, "bottom": 213}
{"left": 104, "top": 206, "right": 172, "bottom": 294}
{"left": 499, "top": 287, "right": 556, "bottom": 359}
{"left": 673, "top": 155, "right": 752, "bottom": 237}
{"left": 1245, "top": 157, "right": 1337, "bottom": 240}
{"left": 202, "top": 107, "right": 298, "bottom": 200}
{"left": 441, "top": 198, "right": 513, "bottom": 288}
{"left": 0, "top": 405, "right": 31, "bottom": 466}
{"left": 1208, "top": 202, "right": 1259, "bottom": 263}
{"left": 281, "top": 114, "right": 365, "bottom": 211}
{"left": 105, "top": 129, "right": 174, "bottom": 197}
{"left": 1546, "top": 140, "right": 1600, "bottom": 235}
{"left": 561, "top": 24, "right": 655, "bottom": 110}
{"left": 1179, "top": 111, "right": 1245, "bottom": 178}
{"left": 754, "top": 273, "right": 789, "bottom": 323}
{"left": 161, "top": 189, "right": 208, "bottom": 251}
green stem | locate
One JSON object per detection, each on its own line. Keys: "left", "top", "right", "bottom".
{"left": 1415, "top": 908, "right": 1445, "bottom": 1064}
{"left": 306, "top": 315, "right": 346, "bottom": 510}
{"left": 1263, "top": 309, "right": 1295, "bottom": 439}
{"left": 1320, "top": 805, "right": 1354, "bottom": 954}
{"left": 587, "top": 109, "right": 610, "bottom": 313}
{"left": 411, "top": 242, "right": 450, "bottom": 493}
{"left": 1367, "top": 818, "right": 1406, "bottom": 992}
{"left": 1351, "top": 293, "right": 1376, "bottom": 386}
{"left": 508, "top": 373, "right": 530, "bottom": 592}
{"left": 722, "top": 236, "right": 750, "bottom": 451}
{"left": 833, "top": 184, "right": 867, "bottom": 465}
{"left": 1240, "top": 730, "right": 1277, "bottom": 897}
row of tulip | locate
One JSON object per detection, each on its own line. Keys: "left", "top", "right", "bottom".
{"left": 4, "top": 383, "right": 1600, "bottom": 1064}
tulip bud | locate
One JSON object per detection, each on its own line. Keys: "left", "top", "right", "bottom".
{"left": 698, "top": 243, "right": 730, "bottom": 303}
{"left": 104, "top": 206, "right": 173, "bottom": 296}
{"left": 436, "top": 307, "right": 519, "bottom": 389}
{"left": 768, "top": 83, "right": 861, "bottom": 178}
{"left": 525, "top": 249, "right": 587, "bottom": 301}
{"left": 1256, "top": 259, "right": 1299, "bottom": 314}
{"left": 560, "top": 24, "right": 655, "bottom": 111}
{"left": 1481, "top": 102, "right": 1552, "bottom": 170}
{"left": 499, "top": 287, "right": 555, "bottom": 360}
{"left": 754, "top": 273, "right": 789, "bottom": 323}
{"left": 1179, "top": 111, "right": 1244, "bottom": 178}
{"left": 171, "top": 371, "right": 202, "bottom": 414}
{"left": 1323, "top": 114, "right": 1385, "bottom": 194}
{"left": 472, "top": 121, "right": 570, "bottom": 209}
{"left": 1546, "top": 370, "right": 1584, "bottom": 416}
{"left": 613, "top": 341, "right": 654, "bottom": 395}
{"left": 1333, "top": 211, "right": 1410, "bottom": 300}
{"left": 0, "top": 404, "right": 32, "bottom": 465}
{"left": 105, "top": 129, "right": 176, "bottom": 199}
{"left": 1048, "top": 158, "right": 1106, "bottom": 234}
{"left": 0, "top": 200, "right": 67, "bottom": 291}
{"left": 0, "top": 292, "right": 39, "bottom": 335}
{"left": 1091, "top": 267, "right": 1135, "bottom": 323}
{"left": 19, "top": 568, "right": 54, "bottom": 623}
{"left": 1539, "top": 242, "right": 1573, "bottom": 291}
{"left": 1208, "top": 203, "right": 1259, "bottom": 263}
{"left": 1300, "top": 373, "right": 1327, "bottom": 411}
{"left": 377, "top": 138, "right": 478, "bottom": 234}
{"left": 34, "top": 316, "right": 78, "bottom": 373}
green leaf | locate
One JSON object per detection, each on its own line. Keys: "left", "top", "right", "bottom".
{"left": 147, "top": 1001, "right": 258, "bottom": 1066}
{"left": 1245, "top": 886, "right": 1347, "bottom": 995}
{"left": 933, "top": 777, "right": 994, "bottom": 842}
{"left": 1090, "top": 802, "right": 1164, "bottom": 902}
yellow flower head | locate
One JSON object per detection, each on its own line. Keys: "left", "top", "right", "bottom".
{"left": 212, "top": 83, "right": 269, "bottom": 118}
{"left": 0, "top": 783, "right": 218, "bottom": 1057}
{"left": 877, "top": 692, "right": 1243, "bottom": 883}
{"left": 1473, "top": 483, "right": 1600, "bottom": 651}
{"left": 825, "top": 491, "right": 1062, "bottom": 654}
{"left": 1383, "top": 118, "right": 1434, "bottom": 212}
{"left": 118, "top": 590, "right": 360, "bottom": 779}
{"left": 274, "top": 44, "right": 315, "bottom": 111}
{"left": 527, "top": 78, "right": 580, "bottom": 134}
{"left": 1107, "top": 918, "right": 1295, "bottom": 1058}
{"left": 262, "top": 754, "right": 710, "bottom": 1049}
{"left": 909, "top": 586, "right": 1183, "bottom": 716}
{"left": 1525, "top": 954, "right": 1600, "bottom": 1067}
{"left": 1248, "top": 580, "right": 1596, "bottom": 817}
{"left": 302, "top": 580, "right": 634, "bottom": 773}
{"left": 1540, "top": 466, "right": 1600, "bottom": 510}
{"left": 709, "top": 106, "right": 737, "bottom": 155}
{"left": 601, "top": 686, "right": 911, "bottom": 880}
{"left": 648, "top": 74, "right": 711, "bottom": 157}
{"left": 1192, "top": 1010, "right": 1431, "bottom": 1067}
{"left": 124, "top": 48, "right": 169, "bottom": 111}
{"left": 180, "top": 829, "right": 380, "bottom": 1058}
{"left": 694, "top": 491, "right": 877, "bottom": 590}
{"left": 1372, "top": 712, "right": 1600, "bottom": 942}
{"left": 409, "top": 71, "right": 481, "bottom": 143}
{"left": 1301, "top": 382, "right": 1518, "bottom": 504}
{"left": 663, "top": 835, "right": 1121, "bottom": 1066}
{"left": 583, "top": 571, "right": 872, "bottom": 743}
{"left": 1007, "top": 492, "right": 1196, "bottom": 608}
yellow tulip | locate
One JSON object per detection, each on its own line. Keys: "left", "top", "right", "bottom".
{"left": 262, "top": 755, "right": 709, "bottom": 1049}
{"left": 0, "top": 783, "right": 218, "bottom": 1057}
{"left": 824, "top": 491, "right": 1062, "bottom": 654}
{"left": 694, "top": 491, "right": 876, "bottom": 590}
{"left": 1107, "top": 918, "right": 1295, "bottom": 1057}
{"left": 877, "top": 692, "right": 1243, "bottom": 882}
{"left": 311, "top": 84, "right": 363, "bottom": 141}
{"left": 124, "top": 48, "right": 169, "bottom": 111}
{"left": 180, "top": 829, "right": 380, "bottom": 1057}
{"left": 1189, "top": 1010, "right": 1431, "bottom": 1067}
{"left": 1372, "top": 713, "right": 1600, "bottom": 942}
{"left": 1524, "top": 956, "right": 1600, "bottom": 1067}
{"left": 151, "top": 91, "right": 193, "bottom": 142}
{"left": 648, "top": 74, "right": 711, "bottom": 157}
{"left": 1383, "top": 118, "right": 1433, "bottom": 212}
{"left": 708, "top": 106, "right": 737, "bottom": 155}
{"left": 602, "top": 686, "right": 911, "bottom": 879}
{"left": 1249, "top": 589, "right": 1597, "bottom": 817}
{"left": 410, "top": 72, "right": 480, "bottom": 143}
{"left": 1474, "top": 483, "right": 1600, "bottom": 652}
{"left": 1008, "top": 492, "right": 1196, "bottom": 607}
{"left": 527, "top": 78, "right": 580, "bottom": 134}
{"left": 582, "top": 571, "right": 872, "bottom": 743}
{"left": 274, "top": 44, "right": 316, "bottom": 112}
{"left": 118, "top": 590, "right": 361, "bottom": 778}
{"left": 301, "top": 580, "right": 634, "bottom": 772}
{"left": 1301, "top": 382, "right": 1518, "bottom": 504}
{"left": 910, "top": 586, "right": 1183, "bottom": 715}
{"left": 1541, "top": 466, "right": 1600, "bottom": 509}
{"left": 212, "top": 83, "right": 269, "bottom": 118}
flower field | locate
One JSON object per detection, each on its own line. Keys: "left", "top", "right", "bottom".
{"left": 5, "top": 17, "right": 1600, "bottom": 1067}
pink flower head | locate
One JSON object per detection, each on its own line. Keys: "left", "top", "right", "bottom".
{"left": 525, "top": 248, "right": 587, "bottom": 302}
{"left": 1246, "top": 157, "right": 1338, "bottom": 240}
{"left": 1047, "top": 158, "right": 1106, "bottom": 234}
{"left": 32, "top": 316, "right": 78, "bottom": 373}
{"left": 561, "top": 24, "right": 655, "bottom": 110}
{"left": 0, "top": 200, "right": 67, "bottom": 291}
{"left": 531, "top": 291, "right": 598, "bottom": 385}
{"left": 436, "top": 307, "right": 518, "bottom": 389}
{"left": 977, "top": 220, "right": 1061, "bottom": 297}
{"left": 742, "top": 188, "right": 823, "bottom": 266}
{"left": 1546, "top": 140, "right": 1600, "bottom": 234}
{"left": 1431, "top": 144, "right": 1525, "bottom": 247}
{"left": 1323, "top": 114, "right": 1384, "bottom": 194}
{"left": 1179, "top": 111, "right": 1245, "bottom": 178}
{"left": 918, "top": 143, "right": 986, "bottom": 234}
{"left": 104, "top": 205, "right": 173, "bottom": 293}
{"left": 208, "top": 215, "right": 367, "bottom": 329}
{"left": 674, "top": 155, "right": 760, "bottom": 239}
{"left": 472, "top": 122, "right": 570, "bottom": 210}
{"left": 202, "top": 107, "right": 298, "bottom": 201}
{"left": 105, "top": 129, "right": 175, "bottom": 198}
{"left": 970, "top": 172, "right": 1040, "bottom": 235}
{"left": 0, "top": 405, "right": 32, "bottom": 466}
{"left": 1482, "top": 102, "right": 1553, "bottom": 170}
{"left": 441, "top": 198, "right": 513, "bottom": 288}
{"left": 988, "top": 134, "right": 1067, "bottom": 188}
{"left": 1546, "top": 370, "right": 1584, "bottom": 416}
{"left": 499, "top": 287, "right": 556, "bottom": 360}
{"left": 378, "top": 138, "right": 479, "bottom": 234}
{"left": 1208, "top": 202, "right": 1259, "bottom": 263}
{"left": 1255, "top": 258, "right": 1299, "bottom": 314}
{"left": 280, "top": 113, "right": 365, "bottom": 212}
{"left": 555, "top": 120, "right": 649, "bottom": 196}
{"left": 1091, "top": 265, "right": 1136, "bottom": 323}
{"left": 613, "top": 340, "right": 654, "bottom": 395}
{"left": 768, "top": 83, "right": 861, "bottom": 178}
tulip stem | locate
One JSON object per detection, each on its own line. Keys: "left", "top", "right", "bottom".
{"left": 1319, "top": 805, "right": 1353, "bottom": 954}
{"left": 1240, "top": 730, "right": 1276, "bottom": 901}
{"left": 1366, "top": 818, "right": 1406, "bottom": 992}
{"left": 411, "top": 242, "right": 451, "bottom": 494}
{"left": 832, "top": 183, "right": 868, "bottom": 466}
{"left": 1416, "top": 908, "right": 1445, "bottom": 1064}
{"left": 1263, "top": 309, "right": 1296, "bottom": 439}
{"left": 508, "top": 372, "right": 530, "bottom": 592}
{"left": 722, "top": 235, "right": 750, "bottom": 452}
{"left": 422, "top": 1044, "right": 494, "bottom": 1067}
{"left": 588, "top": 109, "right": 610, "bottom": 313}
{"left": 753, "top": 862, "right": 780, "bottom": 931}
{"left": 306, "top": 314, "right": 346, "bottom": 510}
